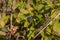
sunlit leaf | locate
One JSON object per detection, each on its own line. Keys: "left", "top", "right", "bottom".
{"left": 24, "top": 20, "right": 29, "bottom": 27}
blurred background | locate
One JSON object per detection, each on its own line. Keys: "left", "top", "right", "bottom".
{"left": 0, "top": 0, "right": 60, "bottom": 40}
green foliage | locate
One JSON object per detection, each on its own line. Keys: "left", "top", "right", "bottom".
{"left": 0, "top": 0, "right": 60, "bottom": 40}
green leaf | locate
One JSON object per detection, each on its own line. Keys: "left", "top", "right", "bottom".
{"left": 46, "top": 0, "right": 53, "bottom": 8}
{"left": 24, "top": 20, "right": 29, "bottom": 27}
{"left": 27, "top": 31, "right": 34, "bottom": 40}
{"left": 46, "top": 27, "right": 51, "bottom": 33}
{"left": 36, "top": 4, "right": 44, "bottom": 10}
{"left": 29, "top": 26, "right": 35, "bottom": 31}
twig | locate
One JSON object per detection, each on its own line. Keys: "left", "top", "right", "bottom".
{"left": 10, "top": 0, "right": 13, "bottom": 29}
{"left": 32, "top": 13, "right": 60, "bottom": 40}
{"left": 10, "top": 12, "right": 13, "bottom": 29}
